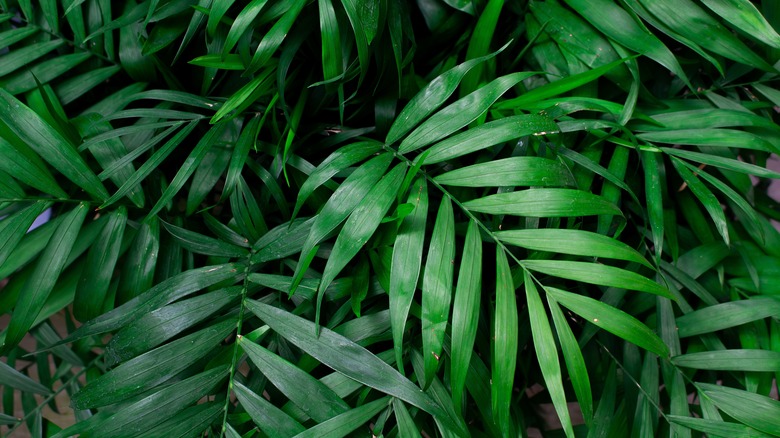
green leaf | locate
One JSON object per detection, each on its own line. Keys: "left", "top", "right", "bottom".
{"left": 102, "top": 122, "right": 194, "bottom": 206}
{"left": 211, "top": 66, "right": 275, "bottom": 123}
{"left": 316, "top": 164, "right": 406, "bottom": 324}
{"left": 3, "top": 52, "right": 92, "bottom": 95}
{"left": 246, "top": 0, "right": 306, "bottom": 74}
{"left": 675, "top": 159, "right": 764, "bottom": 242}
{"left": 189, "top": 53, "right": 245, "bottom": 70}
{"left": 145, "top": 402, "right": 224, "bottom": 438}
{"left": 107, "top": 287, "right": 241, "bottom": 364}
{"left": 0, "top": 90, "right": 108, "bottom": 200}
{"left": 698, "top": 383, "right": 780, "bottom": 436}
{"left": 64, "top": 263, "right": 242, "bottom": 341}
{"left": 56, "top": 66, "right": 122, "bottom": 106}
{"left": 670, "top": 157, "right": 729, "bottom": 245}
{"left": 234, "top": 381, "right": 306, "bottom": 437}
{"left": 0, "top": 26, "right": 38, "bottom": 51}
{"left": 677, "top": 241, "right": 729, "bottom": 279}
{"left": 0, "top": 201, "right": 51, "bottom": 268}
{"left": 421, "top": 197, "right": 455, "bottom": 387}
{"left": 71, "top": 319, "right": 234, "bottom": 409}
{"left": 408, "top": 349, "right": 469, "bottom": 435}
{"left": 187, "top": 135, "right": 234, "bottom": 215}
{"left": 222, "top": 0, "right": 270, "bottom": 56}
{"left": 493, "top": 248, "right": 518, "bottom": 436}
{"left": 244, "top": 300, "right": 449, "bottom": 421}
{"left": 0, "top": 40, "right": 64, "bottom": 77}
{"left": 464, "top": 188, "right": 622, "bottom": 217}
{"left": 497, "top": 229, "right": 652, "bottom": 268}
{"left": 639, "top": 129, "right": 777, "bottom": 153}
{"left": 386, "top": 43, "right": 508, "bottom": 144}
{"left": 293, "top": 141, "right": 382, "bottom": 220}
{"left": 663, "top": 147, "right": 780, "bottom": 179}
{"left": 392, "top": 399, "right": 420, "bottom": 437}
{"left": 162, "top": 220, "right": 248, "bottom": 258}
{"left": 73, "top": 115, "right": 145, "bottom": 207}
{"left": 563, "top": 0, "right": 689, "bottom": 86}
{"left": 701, "top": 0, "right": 780, "bottom": 48}
{"left": 460, "top": 0, "right": 504, "bottom": 95}
{"left": 145, "top": 122, "right": 229, "bottom": 219}
{"left": 3, "top": 203, "right": 89, "bottom": 352}
{"left": 117, "top": 217, "right": 160, "bottom": 304}
{"left": 389, "top": 176, "right": 428, "bottom": 373}
{"left": 422, "top": 114, "right": 559, "bottom": 165}
{"left": 318, "top": 0, "right": 343, "bottom": 82}
{"left": 252, "top": 217, "right": 313, "bottom": 263}
{"left": 350, "top": 257, "right": 370, "bottom": 317}
{"left": 399, "top": 72, "right": 535, "bottom": 153}
{"left": 676, "top": 296, "right": 780, "bottom": 337}
{"left": 80, "top": 121, "right": 184, "bottom": 152}
{"left": 496, "top": 57, "right": 632, "bottom": 109}
{"left": 292, "top": 397, "right": 390, "bottom": 438}
{"left": 74, "top": 206, "right": 127, "bottom": 321}
{"left": 548, "top": 292, "right": 593, "bottom": 425}
{"left": 673, "top": 350, "right": 780, "bottom": 371}
{"left": 639, "top": 108, "right": 780, "bottom": 131}
{"left": 667, "top": 415, "right": 772, "bottom": 438}
{"left": 0, "top": 360, "right": 51, "bottom": 395}
{"left": 531, "top": 0, "right": 627, "bottom": 86}
{"left": 641, "top": 150, "right": 665, "bottom": 264}
{"left": 291, "top": 153, "right": 393, "bottom": 296}
{"left": 525, "top": 273, "right": 574, "bottom": 438}
{"left": 546, "top": 287, "right": 669, "bottom": 357}
{"left": 238, "top": 336, "right": 349, "bottom": 422}
{"left": 523, "top": 260, "right": 671, "bottom": 298}
{"left": 636, "top": 0, "right": 774, "bottom": 70}
{"left": 222, "top": 115, "right": 261, "bottom": 199}
{"left": 0, "top": 137, "right": 65, "bottom": 198}
{"left": 434, "top": 157, "right": 574, "bottom": 188}
{"left": 70, "top": 367, "right": 228, "bottom": 438}
{"left": 449, "top": 219, "right": 481, "bottom": 413}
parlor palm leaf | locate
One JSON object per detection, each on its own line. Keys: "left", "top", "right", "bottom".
{"left": 3, "top": 0, "right": 780, "bottom": 437}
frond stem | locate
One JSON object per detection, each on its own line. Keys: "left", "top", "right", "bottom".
{"left": 219, "top": 252, "right": 253, "bottom": 437}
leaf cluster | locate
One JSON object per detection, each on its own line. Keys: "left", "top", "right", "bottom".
{"left": 2, "top": 0, "right": 780, "bottom": 437}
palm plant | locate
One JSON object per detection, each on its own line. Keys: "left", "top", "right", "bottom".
{"left": 3, "top": 0, "right": 780, "bottom": 436}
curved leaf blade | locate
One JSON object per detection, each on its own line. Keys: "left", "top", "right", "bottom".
{"left": 546, "top": 287, "right": 669, "bottom": 357}
{"left": 292, "top": 397, "right": 390, "bottom": 438}
{"left": 389, "top": 177, "right": 428, "bottom": 372}
{"left": 449, "top": 219, "right": 481, "bottom": 413}
{"left": 676, "top": 296, "right": 780, "bottom": 337}
{"left": 698, "top": 383, "right": 780, "bottom": 436}
{"left": 523, "top": 260, "right": 672, "bottom": 298}
{"left": 3, "top": 203, "right": 89, "bottom": 352}
{"left": 434, "top": 157, "right": 574, "bottom": 188}
{"left": 238, "top": 336, "right": 350, "bottom": 422}
{"left": 71, "top": 320, "right": 235, "bottom": 409}
{"left": 673, "top": 350, "right": 780, "bottom": 372}
{"left": 421, "top": 197, "right": 455, "bottom": 387}
{"left": 525, "top": 273, "right": 574, "bottom": 438}
{"left": 422, "top": 114, "right": 559, "bottom": 165}
{"left": 496, "top": 229, "right": 651, "bottom": 268}
{"left": 244, "top": 300, "right": 449, "bottom": 421}
{"left": 316, "top": 164, "right": 406, "bottom": 324}
{"left": 464, "top": 188, "right": 622, "bottom": 217}
{"left": 386, "top": 44, "right": 508, "bottom": 144}
{"left": 0, "top": 90, "right": 108, "bottom": 200}
{"left": 399, "top": 72, "right": 534, "bottom": 153}
{"left": 493, "top": 248, "right": 518, "bottom": 436}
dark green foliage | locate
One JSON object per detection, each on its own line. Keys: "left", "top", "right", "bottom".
{"left": 2, "top": 0, "right": 780, "bottom": 436}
